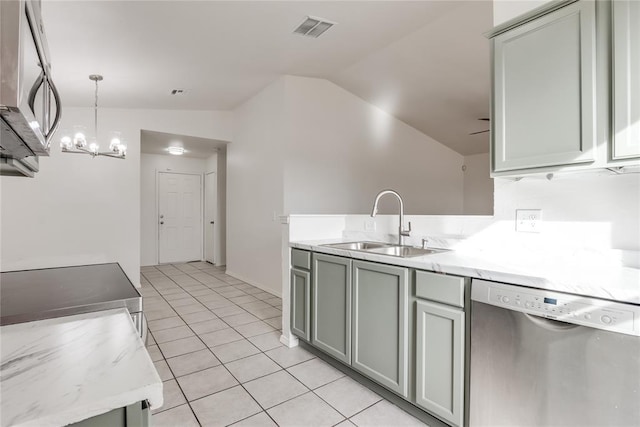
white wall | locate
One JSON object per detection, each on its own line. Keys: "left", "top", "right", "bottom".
{"left": 284, "top": 76, "right": 464, "bottom": 215}
{"left": 140, "top": 153, "right": 208, "bottom": 266}
{"left": 493, "top": 0, "right": 551, "bottom": 25}
{"left": 228, "top": 75, "right": 468, "bottom": 295}
{"left": 463, "top": 153, "right": 493, "bottom": 215}
{"left": 1, "top": 107, "right": 232, "bottom": 285}
{"left": 227, "top": 78, "right": 287, "bottom": 295}
{"left": 492, "top": 171, "right": 640, "bottom": 253}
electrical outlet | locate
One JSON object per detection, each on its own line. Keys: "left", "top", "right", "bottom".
{"left": 364, "top": 218, "right": 376, "bottom": 231}
{"left": 516, "top": 209, "right": 542, "bottom": 233}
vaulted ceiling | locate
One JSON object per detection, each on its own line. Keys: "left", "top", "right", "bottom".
{"left": 42, "top": 1, "right": 493, "bottom": 155}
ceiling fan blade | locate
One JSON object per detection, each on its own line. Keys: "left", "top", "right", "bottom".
{"left": 469, "top": 129, "right": 490, "bottom": 135}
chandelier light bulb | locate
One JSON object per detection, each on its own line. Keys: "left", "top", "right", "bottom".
{"left": 74, "top": 132, "right": 86, "bottom": 148}
{"left": 60, "top": 136, "right": 72, "bottom": 150}
{"left": 109, "top": 138, "right": 121, "bottom": 151}
{"left": 89, "top": 142, "right": 99, "bottom": 154}
{"left": 117, "top": 144, "right": 127, "bottom": 156}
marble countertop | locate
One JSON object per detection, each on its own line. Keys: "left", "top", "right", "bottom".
{"left": 291, "top": 239, "right": 640, "bottom": 304}
{"left": 0, "top": 308, "right": 163, "bottom": 427}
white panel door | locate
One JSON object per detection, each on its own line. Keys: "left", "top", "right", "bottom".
{"left": 158, "top": 172, "right": 202, "bottom": 264}
{"left": 205, "top": 172, "right": 217, "bottom": 264}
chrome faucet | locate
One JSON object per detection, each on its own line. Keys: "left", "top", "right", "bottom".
{"left": 370, "top": 189, "right": 411, "bottom": 246}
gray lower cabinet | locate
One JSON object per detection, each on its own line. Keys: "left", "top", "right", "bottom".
{"left": 70, "top": 401, "right": 149, "bottom": 427}
{"left": 312, "top": 253, "right": 352, "bottom": 364}
{"left": 491, "top": 0, "right": 597, "bottom": 174}
{"left": 352, "top": 260, "right": 409, "bottom": 397}
{"left": 612, "top": 0, "right": 640, "bottom": 161}
{"left": 415, "top": 300, "right": 464, "bottom": 427}
{"left": 291, "top": 267, "right": 311, "bottom": 341}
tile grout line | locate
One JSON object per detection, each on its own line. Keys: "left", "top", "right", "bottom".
{"left": 173, "top": 284, "right": 270, "bottom": 425}
{"left": 145, "top": 263, "right": 318, "bottom": 426}
{"left": 145, "top": 265, "right": 220, "bottom": 425}
{"left": 144, "top": 266, "right": 206, "bottom": 423}
{"left": 145, "top": 264, "right": 282, "bottom": 424}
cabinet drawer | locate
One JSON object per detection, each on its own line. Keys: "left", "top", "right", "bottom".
{"left": 415, "top": 271, "right": 465, "bottom": 308}
{"left": 291, "top": 249, "right": 311, "bottom": 270}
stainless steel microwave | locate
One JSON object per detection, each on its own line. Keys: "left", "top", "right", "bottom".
{"left": 0, "top": 0, "right": 61, "bottom": 177}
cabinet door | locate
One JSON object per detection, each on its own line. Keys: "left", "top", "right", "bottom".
{"left": 415, "top": 300, "right": 464, "bottom": 427}
{"left": 312, "top": 253, "right": 351, "bottom": 364}
{"left": 612, "top": 0, "right": 640, "bottom": 160}
{"left": 290, "top": 268, "right": 311, "bottom": 341}
{"left": 71, "top": 401, "right": 149, "bottom": 427}
{"left": 352, "top": 260, "right": 408, "bottom": 397}
{"left": 492, "top": 0, "right": 596, "bottom": 173}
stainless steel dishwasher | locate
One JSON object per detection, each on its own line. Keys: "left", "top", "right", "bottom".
{"left": 469, "top": 279, "right": 640, "bottom": 427}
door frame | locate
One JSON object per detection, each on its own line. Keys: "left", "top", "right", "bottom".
{"left": 156, "top": 170, "right": 204, "bottom": 265}
{"left": 204, "top": 171, "right": 217, "bottom": 265}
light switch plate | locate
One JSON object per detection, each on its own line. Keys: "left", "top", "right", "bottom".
{"left": 516, "top": 209, "right": 542, "bottom": 233}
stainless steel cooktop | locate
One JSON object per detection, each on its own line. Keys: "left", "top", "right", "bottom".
{"left": 0, "top": 263, "right": 142, "bottom": 326}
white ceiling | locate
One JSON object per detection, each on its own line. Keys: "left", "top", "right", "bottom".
{"left": 42, "top": 1, "right": 493, "bottom": 156}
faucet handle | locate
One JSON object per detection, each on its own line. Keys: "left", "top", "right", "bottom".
{"left": 400, "top": 221, "right": 412, "bottom": 237}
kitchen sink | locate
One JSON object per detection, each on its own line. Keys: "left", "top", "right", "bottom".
{"left": 321, "top": 241, "right": 447, "bottom": 258}
{"left": 365, "top": 246, "right": 446, "bottom": 258}
{"left": 322, "top": 241, "right": 395, "bottom": 250}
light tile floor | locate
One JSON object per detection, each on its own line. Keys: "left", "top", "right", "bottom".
{"left": 141, "top": 262, "right": 426, "bottom": 427}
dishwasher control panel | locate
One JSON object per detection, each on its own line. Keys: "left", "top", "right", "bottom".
{"left": 472, "top": 279, "right": 640, "bottom": 336}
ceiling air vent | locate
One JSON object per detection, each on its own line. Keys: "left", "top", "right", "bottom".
{"left": 293, "top": 16, "right": 335, "bottom": 38}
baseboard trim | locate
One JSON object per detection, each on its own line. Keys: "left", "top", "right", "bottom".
{"left": 280, "top": 334, "right": 299, "bottom": 348}
{"left": 224, "top": 270, "right": 282, "bottom": 298}
{"left": 299, "top": 342, "right": 450, "bottom": 427}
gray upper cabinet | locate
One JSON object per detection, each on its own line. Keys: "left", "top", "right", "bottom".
{"left": 352, "top": 260, "right": 409, "bottom": 397}
{"left": 290, "top": 267, "right": 311, "bottom": 341}
{"left": 491, "top": 0, "right": 597, "bottom": 174}
{"left": 415, "top": 300, "right": 465, "bottom": 427}
{"left": 612, "top": 0, "right": 640, "bottom": 161}
{"left": 312, "top": 253, "right": 352, "bottom": 364}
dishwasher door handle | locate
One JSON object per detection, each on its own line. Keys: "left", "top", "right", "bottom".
{"left": 524, "top": 313, "right": 579, "bottom": 331}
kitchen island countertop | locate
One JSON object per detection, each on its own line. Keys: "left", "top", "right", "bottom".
{"left": 291, "top": 239, "right": 640, "bottom": 304}
{"left": 0, "top": 308, "right": 162, "bottom": 427}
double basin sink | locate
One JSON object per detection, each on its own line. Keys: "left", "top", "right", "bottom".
{"left": 322, "top": 241, "right": 446, "bottom": 258}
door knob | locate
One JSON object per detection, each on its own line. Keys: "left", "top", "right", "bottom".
{"left": 210, "top": 221, "right": 214, "bottom": 224}
{"left": 160, "top": 221, "right": 164, "bottom": 225}
{"left": 160, "top": 215, "right": 164, "bottom": 219}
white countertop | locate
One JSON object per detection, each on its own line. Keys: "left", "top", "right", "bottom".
{"left": 0, "top": 308, "right": 163, "bottom": 427}
{"left": 291, "top": 239, "right": 640, "bottom": 304}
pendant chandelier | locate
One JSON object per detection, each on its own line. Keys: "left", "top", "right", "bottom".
{"left": 59, "top": 74, "right": 126, "bottom": 159}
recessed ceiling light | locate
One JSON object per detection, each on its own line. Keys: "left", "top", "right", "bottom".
{"left": 293, "top": 16, "right": 335, "bottom": 38}
{"left": 168, "top": 147, "right": 184, "bottom": 155}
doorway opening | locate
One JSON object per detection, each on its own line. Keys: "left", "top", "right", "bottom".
{"left": 140, "top": 129, "right": 228, "bottom": 267}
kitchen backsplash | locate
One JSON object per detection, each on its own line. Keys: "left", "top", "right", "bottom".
{"left": 289, "top": 169, "right": 640, "bottom": 270}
